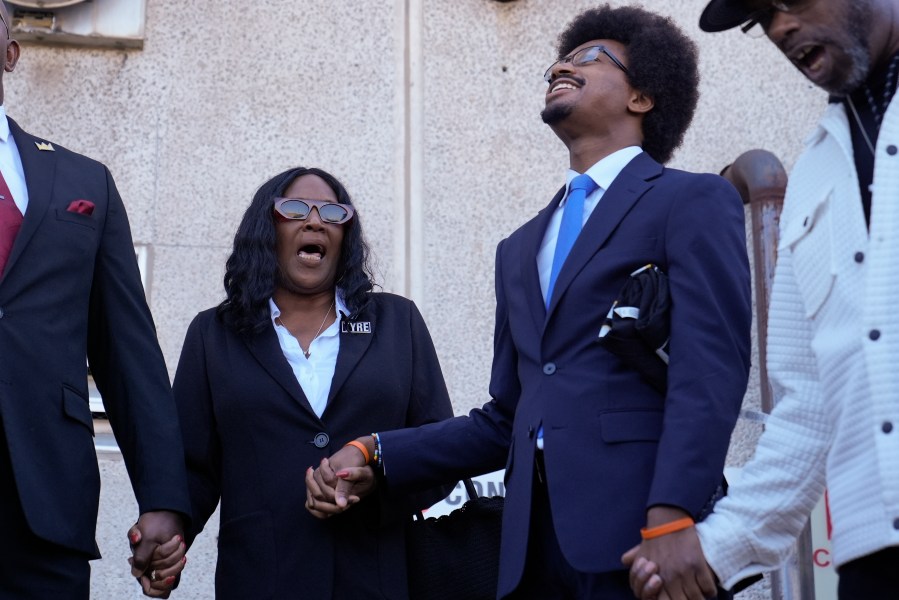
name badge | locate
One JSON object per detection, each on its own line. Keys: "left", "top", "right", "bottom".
{"left": 341, "top": 321, "right": 372, "bottom": 334}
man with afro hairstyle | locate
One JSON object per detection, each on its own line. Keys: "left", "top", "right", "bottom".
{"left": 309, "top": 5, "right": 751, "bottom": 599}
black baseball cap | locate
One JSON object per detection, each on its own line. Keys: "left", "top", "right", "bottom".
{"left": 699, "top": 0, "right": 754, "bottom": 32}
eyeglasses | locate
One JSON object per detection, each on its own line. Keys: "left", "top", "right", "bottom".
{"left": 741, "top": 0, "right": 812, "bottom": 37}
{"left": 543, "top": 45, "right": 628, "bottom": 83}
{"left": 273, "top": 197, "right": 355, "bottom": 224}
{"left": 0, "top": 10, "right": 9, "bottom": 38}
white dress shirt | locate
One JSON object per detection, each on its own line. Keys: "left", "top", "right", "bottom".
{"left": 537, "top": 146, "right": 643, "bottom": 302}
{"left": 535, "top": 145, "right": 642, "bottom": 448}
{"left": 270, "top": 294, "right": 347, "bottom": 418}
{"left": 0, "top": 106, "right": 29, "bottom": 214}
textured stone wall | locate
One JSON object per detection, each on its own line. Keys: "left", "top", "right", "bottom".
{"left": 6, "top": 2, "right": 827, "bottom": 597}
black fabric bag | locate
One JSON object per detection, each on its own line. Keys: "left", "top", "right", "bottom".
{"left": 597, "top": 264, "right": 670, "bottom": 393}
{"left": 406, "top": 479, "right": 503, "bottom": 600}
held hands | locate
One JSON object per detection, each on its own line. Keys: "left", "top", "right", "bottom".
{"left": 621, "top": 508, "right": 717, "bottom": 600}
{"left": 304, "top": 437, "right": 378, "bottom": 519}
{"left": 127, "top": 511, "right": 187, "bottom": 598}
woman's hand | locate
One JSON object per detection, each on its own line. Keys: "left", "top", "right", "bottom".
{"left": 127, "top": 531, "right": 187, "bottom": 598}
{"left": 305, "top": 442, "right": 378, "bottom": 518}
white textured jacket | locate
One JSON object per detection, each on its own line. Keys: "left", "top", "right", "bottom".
{"left": 697, "top": 97, "right": 899, "bottom": 588}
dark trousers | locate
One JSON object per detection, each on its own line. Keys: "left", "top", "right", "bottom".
{"left": 507, "top": 455, "right": 733, "bottom": 600}
{"left": 838, "top": 546, "right": 899, "bottom": 600}
{"left": 506, "top": 466, "right": 631, "bottom": 600}
{"left": 0, "top": 416, "right": 91, "bottom": 600}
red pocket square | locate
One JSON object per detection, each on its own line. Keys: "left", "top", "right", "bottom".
{"left": 67, "top": 200, "right": 94, "bottom": 216}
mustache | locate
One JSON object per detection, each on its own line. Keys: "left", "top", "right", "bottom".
{"left": 549, "top": 74, "right": 586, "bottom": 87}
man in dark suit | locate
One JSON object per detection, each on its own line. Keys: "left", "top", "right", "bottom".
{"left": 0, "top": 5, "right": 190, "bottom": 598}
{"left": 308, "top": 5, "right": 751, "bottom": 599}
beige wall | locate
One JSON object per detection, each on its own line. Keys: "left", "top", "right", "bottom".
{"left": 8, "top": 2, "right": 826, "bottom": 595}
{"left": 7, "top": 0, "right": 826, "bottom": 458}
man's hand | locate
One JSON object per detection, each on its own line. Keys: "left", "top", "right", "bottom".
{"left": 128, "top": 510, "right": 185, "bottom": 597}
{"left": 621, "top": 508, "right": 717, "bottom": 600}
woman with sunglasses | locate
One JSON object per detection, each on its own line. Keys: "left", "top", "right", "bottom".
{"left": 166, "top": 166, "right": 454, "bottom": 599}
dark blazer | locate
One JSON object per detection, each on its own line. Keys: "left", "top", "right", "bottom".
{"left": 0, "top": 118, "right": 190, "bottom": 557}
{"left": 380, "top": 153, "right": 752, "bottom": 598}
{"left": 174, "top": 293, "right": 454, "bottom": 599}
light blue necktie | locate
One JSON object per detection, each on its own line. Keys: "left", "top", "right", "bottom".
{"left": 538, "top": 174, "right": 598, "bottom": 449}
{"left": 545, "top": 173, "right": 598, "bottom": 308}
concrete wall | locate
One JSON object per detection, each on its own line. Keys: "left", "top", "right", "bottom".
{"left": 6, "top": 0, "right": 824, "bottom": 410}
{"left": 5, "top": 0, "right": 828, "bottom": 597}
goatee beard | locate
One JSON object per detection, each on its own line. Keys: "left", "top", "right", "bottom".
{"left": 829, "top": 0, "right": 872, "bottom": 95}
{"left": 541, "top": 103, "right": 573, "bottom": 125}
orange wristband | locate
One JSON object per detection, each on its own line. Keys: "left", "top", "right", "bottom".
{"left": 640, "top": 517, "right": 694, "bottom": 540}
{"left": 344, "top": 440, "right": 371, "bottom": 465}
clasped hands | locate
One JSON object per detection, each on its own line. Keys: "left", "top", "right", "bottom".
{"left": 621, "top": 508, "right": 719, "bottom": 600}
{"left": 304, "top": 437, "right": 378, "bottom": 518}
{"left": 306, "top": 445, "right": 722, "bottom": 600}
{"left": 121, "top": 440, "right": 377, "bottom": 597}
{"left": 126, "top": 510, "right": 187, "bottom": 598}
{"left": 122, "top": 458, "right": 720, "bottom": 600}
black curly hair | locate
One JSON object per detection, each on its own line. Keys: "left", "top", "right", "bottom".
{"left": 217, "top": 166, "right": 375, "bottom": 336}
{"left": 556, "top": 4, "right": 700, "bottom": 164}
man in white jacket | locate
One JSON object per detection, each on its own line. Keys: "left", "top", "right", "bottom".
{"left": 624, "top": 1, "right": 899, "bottom": 599}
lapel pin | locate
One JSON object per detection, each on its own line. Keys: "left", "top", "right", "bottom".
{"left": 35, "top": 141, "right": 55, "bottom": 152}
{"left": 341, "top": 320, "right": 372, "bottom": 334}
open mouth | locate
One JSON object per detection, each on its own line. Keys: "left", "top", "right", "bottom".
{"left": 794, "top": 44, "right": 825, "bottom": 73}
{"left": 297, "top": 244, "right": 325, "bottom": 263}
{"left": 548, "top": 79, "right": 580, "bottom": 96}
{"left": 550, "top": 81, "right": 577, "bottom": 93}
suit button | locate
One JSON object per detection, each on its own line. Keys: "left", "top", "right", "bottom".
{"left": 870, "top": 329, "right": 881, "bottom": 341}
{"left": 854, "top": 252, "right": 865, "bottom": 263}
{"left": 888, "top": 145, "right": 898, "bottom": 156}
{"left": 313, "top": 432, "right": 330, "bottom": 448}
{"left": 894, "top": 518, "right": 899, "bottom": 530}
{"left": 884, "top": 422, "right": 894, "bottom": 434}
{"left": 542, "top": 363, "right": 556, "bottom": 375}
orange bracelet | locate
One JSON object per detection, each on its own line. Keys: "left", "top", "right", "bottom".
{"left": 344, "top": 440, "right": 372, "bottom": 465}
{"left": 640, "top": 517, "right": 695, "bottom": 540}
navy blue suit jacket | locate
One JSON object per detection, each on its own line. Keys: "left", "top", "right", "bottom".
{"left": 380, "top": 153, "right": 752, "bottom": 598}
{"left": 0, "top": 118, "right": 190, "bottom": 557}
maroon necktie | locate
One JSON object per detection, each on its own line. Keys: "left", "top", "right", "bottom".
{"left": 0, "top": 169, "right": 23, "bottom": 276}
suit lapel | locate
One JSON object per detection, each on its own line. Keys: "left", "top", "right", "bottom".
{"left": 244, "top": 324, "right": 320, "bottom": 419}
{"left": 520, "top": 187, "right": 564, "bottom": 333}
{"left": 3, "top": 119, "right": 56, "bottom": 279}
{"left": 546, "top": 153, "right": 662, "bottom": 316}
{"left": 326, "top": 307, "right": 376, "bottom": 405}
{"left": 245, "top": 302, "right": 377, "bottom": 420}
